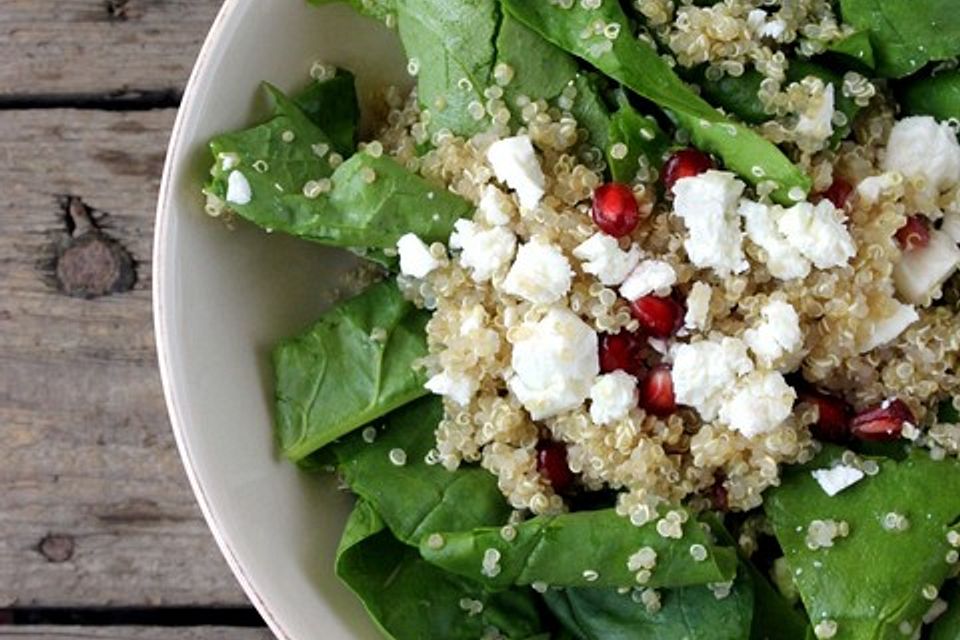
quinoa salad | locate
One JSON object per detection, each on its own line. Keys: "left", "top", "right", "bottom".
{"left": 202, "top": 1, "right": 960, "bottom": 638}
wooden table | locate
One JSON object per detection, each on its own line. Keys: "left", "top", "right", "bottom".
{"left": 0, "top": 2, "right": 271, "bottom": 638}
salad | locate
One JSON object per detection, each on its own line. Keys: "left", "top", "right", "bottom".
{"left": 202, "top": 0, "right": 960, "bottom": 638}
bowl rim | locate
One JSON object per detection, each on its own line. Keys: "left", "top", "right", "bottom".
{"left": 153, "top": 0, "right": 290, "bottom": 637}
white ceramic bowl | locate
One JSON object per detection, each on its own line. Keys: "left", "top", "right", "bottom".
{"left": 154, "top": 2, "right": 409, "bottom": 638}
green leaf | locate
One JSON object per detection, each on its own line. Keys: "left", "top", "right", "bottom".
{"left": 930, "top": 582, "right": 960, "bottom": 640}
{"left": 293, "top": 69, "right": 360, "bottom": 155}
{"left": 322, "top": 396, "right": 512, "bottom": 545}
{"left": 273, "top": 280, "right": 429, "bottom": 460}
{"left": 900, "top": 70, "right": 960, "bottom": 122}
{"left": 747, "top": 561, "right": 811, "bottom": 640}
{"left": 420, "top": 508, "right": 738, "bottom": 590}
{"left": 765, "top": 446, "right": 960, "bottom": 639}
{"left": 606, "top": 97, "right": 669, "bottom": 183}
{"left": 826, "top": 30, "right": 876, "bottom": 71}
{"left": 336, "top": 500, "right": 544, "bottom": 640}
{"left": 495, "top": 14, "right": 579, "bottom": 110}
{"left": 838, "top": 0, "right": 960, "bottom": 78}
{"left": 939, "top": 398, "right": 960, "bottom": 425}
{"left": 542, "top": 564, "right": 754, "bottom": 640}
{"left": 501, "top": 0, "right": 811, "bottom": 204}
{"left": 569, "top": 74, "right": 613, "bottom": 154}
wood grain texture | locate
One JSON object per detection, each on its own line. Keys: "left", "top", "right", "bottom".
{"left": 0, "top": 108, "right": 246, "bottom": 606}
{"left": 0, "top": 0, "right": 221, "bottom": 96}
{"left": 0, "top": 628, "right": 273, "bottom": 639}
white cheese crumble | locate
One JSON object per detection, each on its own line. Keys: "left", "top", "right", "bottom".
{"left": 795, "top": 83, "right": 835, "bottom": 143}
{"left": 508, "top": 307, "right": 599, "bottom": 420}
{"left": 673, "top": 171, "right": 748, "bottom": 277}
{"left": 684, "top": 282, "right": 712, "bottom": 331}
{"left": 502, "top": 238, "right": 573, "bottom": 304}
{"left": 743, "top": 300, "right": 804, "bottom": 370}
{"left": 719, "top": 370, "right": 796, "bottom": 438}
{"left": 486, "top": 135, "right": 546, "bottom": 210}
{"left": 396, "top": 233, "right": 440, "bottom": 278}
{"left": 573, "top": 233, "right": 642, "bottom": 286}
{"left": 739, "top": 200, "right": 811, "bottom": 280}
{"left": 811, "top": 465, "right": 865, "bottom": 497}
{"left": 894, "top": 228, "right": 960, "bottom": 304}
{"left": 589, "top": 371, "right": 638, "bottom": 425}
{"left": 859, "top": 300, "right": 919, "bottom": 353}
{"left": 883, "top": 116, "right": 960, "bottom": 200}
{"left": 477, "top": 184, "right": 513, "bottom": 226}
{"left": 226, "top": 170, "right": 252, "bottom": 205}
{"left": 620, "top": 260, "right": 678, "bottom": 301}
{"left": 450, "top": 218, "right": 517, "bottom": 283}
{"left": 775, "top": 200, "right": 856, "bottom": 270}
{"left": 857, "top": 172, "right": 901, "bottom": 205}
{"left": 672, "top": 337, "right": 754, "bottom": 422}
{"left": 425, "top": 370, "right": 477, "bottom": 406}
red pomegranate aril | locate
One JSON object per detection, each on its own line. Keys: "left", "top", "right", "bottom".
{"left": 895, "top": 215, "right": 931, "bottom": 251}
{"left": 599, "top": 331, "right": 644, "bottom": 376}
{"left": 592, "top": 182, "right": 640, "bottom": 237}
{"left": 708, "top": 476, "right": 729, "bottom": 512}
{"left": 639, "top": 365, "right": 676, "bottom": 417}
{"left": 850, "top": 398, "right": 915, "bottom": 441}
{"left": 662, "top": 148, "right": 714, "bottom": 193}
{"left": 798, "top": 389, "right": 851, "bottom": 442}
{"left": 630, "top": 295, "right": 684, "bottom": 338}
{"left": 820, "top": 177, "right": 853, "bottom": 210}
{"left": 537, "top": 441, "right": 574, "bottom": 493}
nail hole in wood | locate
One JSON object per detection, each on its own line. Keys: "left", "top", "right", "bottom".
{"left": 38, "top": 534, "right": 75, "bottom": 563}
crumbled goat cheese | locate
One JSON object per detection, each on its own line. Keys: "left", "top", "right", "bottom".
{"left": 620, "top": 260, "right": 678, "bottom": 301}
{"left": 942, "top": 210, "right": 960, "bottom": 244}
{"left": 811, "top": 465, "right": 865, "bottom": 497}
{"left": 459, "top": 304, "right": 487, "bottom": 336}
{"left": 672, "top": 337, "right": 754, "bottom": 422}
{"left": 425, "top": 370, "right": 477, "bottom": 406}
{"left": 397, "top": 233, "right": 440, "bottom": 278}
{"left": 486, "top": 135, "right": 546, "bottom": 210}
{"left": 573, "top": 233, "right": 642, "bottom": 286}
{"left": 684, "top": 282, "right": 712, "bottom": 331}
{"left": 795, "top": 83, "right": 835, "bottom": 142}
{"left": 673, "top": 171, "right": 748, "bottom": 277}
{"left": 883, "top": 116, "right": 960, "bottom": 200}
{"left": 857, "top": 172, "right": 901, "bottom": 205}
{"left": 739, "top": 199, "right": 811, "bottom": 280}
{"left": 509, "top": 307, "right": 599, "bottom": 420}
{"left": 894, "top": 228, "right": 960, "bottom": 304}
{"left": 719, "top": 370, "right": 796, "bottom": 438}
{"left": 776, "top": 200, "right": 856, "bottom": 270}
{"left": 478, "top": 184, "right": 513, "bottom": 226}
{"left": 859, "top": 300, "right": 919, "bottom": 353}
{"left": 450, "top": 218, "right": 517, "bottom": 283}
{"left": 226, "top": 170, "right": 252, "bottom": 205}
{"left": 589, "top": 371, "right": 638, "bottom": 426}
{"left": 743, "top": 300, "right": 804, "bottom": 370}
{"left": 502, "top": 238, "right": 573, "bottom": 304}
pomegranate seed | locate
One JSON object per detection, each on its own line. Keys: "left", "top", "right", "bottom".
{"left": 599, "top": 331, "right": 644, "bottom": 376}
{"left": 708, "top": 476, "right": 728, "bottom": 512}
{"left": 850, "top": 399, "right": 915, "bottom": 441}
{"left": 536, "top": 441, "right": 574, "bottom": 493}
{"left": 819, "top": 177, "right": 853, "bottom": 210}
{"left": 630, "top": 295, "right": 684, "bottom": 338}
{"left": 662, "top": 148, "right": 714, "bottom": 193}
{"left": 639, "top": 365, "right": 676, "bottom": 417}
{"left": 895, "top": 215, "right": 931, "bottom": 251}
{"left": 797, "top": 389, "right": 851, "bottom": 443}
{"left": 591, "top": 183, "right": 640, "bottom": 237}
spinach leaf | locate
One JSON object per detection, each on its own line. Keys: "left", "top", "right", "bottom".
{"left": 765, "top": 446, "right": 960, "bottom": 639}
{"left": 570, "top": 74, "right": 613, "bottom": 154}
{"left": 930, "top": 582, "right": 960, "bottom": 640}
{"left": 838, "top": 0, "right": 960, "bottom": 78}
{"left": 293, "top": 69, "right": 360, "bottom": 155}
{"left": 322, "top": 396, "right": 512, "bottom": 545}
{"left": 542, "top": 564, "right": 754, "bottom": 640}
{"left": 274, "top": 280, "right": 429, "bottom": 460}
{"left": 501, "top": 0, "right": 811, "bottom": 204}
{"left": 336, "top": 500, "right": 544, "bottom": 640}
{"left": 746, "top": 561, "right": 811, "bottom": 640}
{"left": 826, "top": 31, "right": 876, "bottom": 71}
{"left": 607, "top": 97, "right": 669, "bottom": 183}
{"left": 495, "top": 14, "right": 579, "bottom": 111}
{"left": 208, "top": 84, "right": 472, "bottom": 250}
{"left": 900, "top": 70, "right": 960, "bottom": 121}
{"left": 420, "top": 508, "right": 738, "bottom": 590}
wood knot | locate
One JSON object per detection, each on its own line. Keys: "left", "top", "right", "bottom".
{"left": 105, "top": 0, "right": 130, "bottom": 20}
{"left": 53, "top": 197, "right": 136, "bottom": 298}
{"left": 38, "top": 534, "right": 75, "bottom": 563}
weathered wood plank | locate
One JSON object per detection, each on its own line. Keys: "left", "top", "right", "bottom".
{"left": 0, "top": 0, "right": 221, "bottom": 96}
{"left": 0, "top": 108, "right": 246, "bottom": 606}
{"left": 0, "top": 627, "right": 272, "bottom": 639}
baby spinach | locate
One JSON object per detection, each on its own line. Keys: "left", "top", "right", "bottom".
{"left": 900, "top": 70, "right": 960, "bottom": 121}
{"left": 420, "top": 508, "right": 737, "bottom": 590}
{"left": 322, "top": 396, "right": 512, "bottom": 545}
{"left": 606, "top": 97, "right": 669, "bottom": 183}
{"left": 274, "top": 280, "right": 429, "bottom": 461}
{"left": 336, "top": 500, "right": 544, "bottom": 640}
{"left": 765, "top": 447, "right": 960, "bottom": 639}
{"left": 838, "top": 0, "right": 960, "bottom": 78}
{"left": 292, "top": 69, "right": 360, "bottom": 155}
{"left": 501, "top": 0, "right": 811, "bottom": 204}
{"left": 826, "top": 31, "right": 876, "bottom": 71}
{"left": 746, "top": 561, "right": 811, "bottom": 640}
{"left": 930, "top": 582, "right": 960, "bottom": 640}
